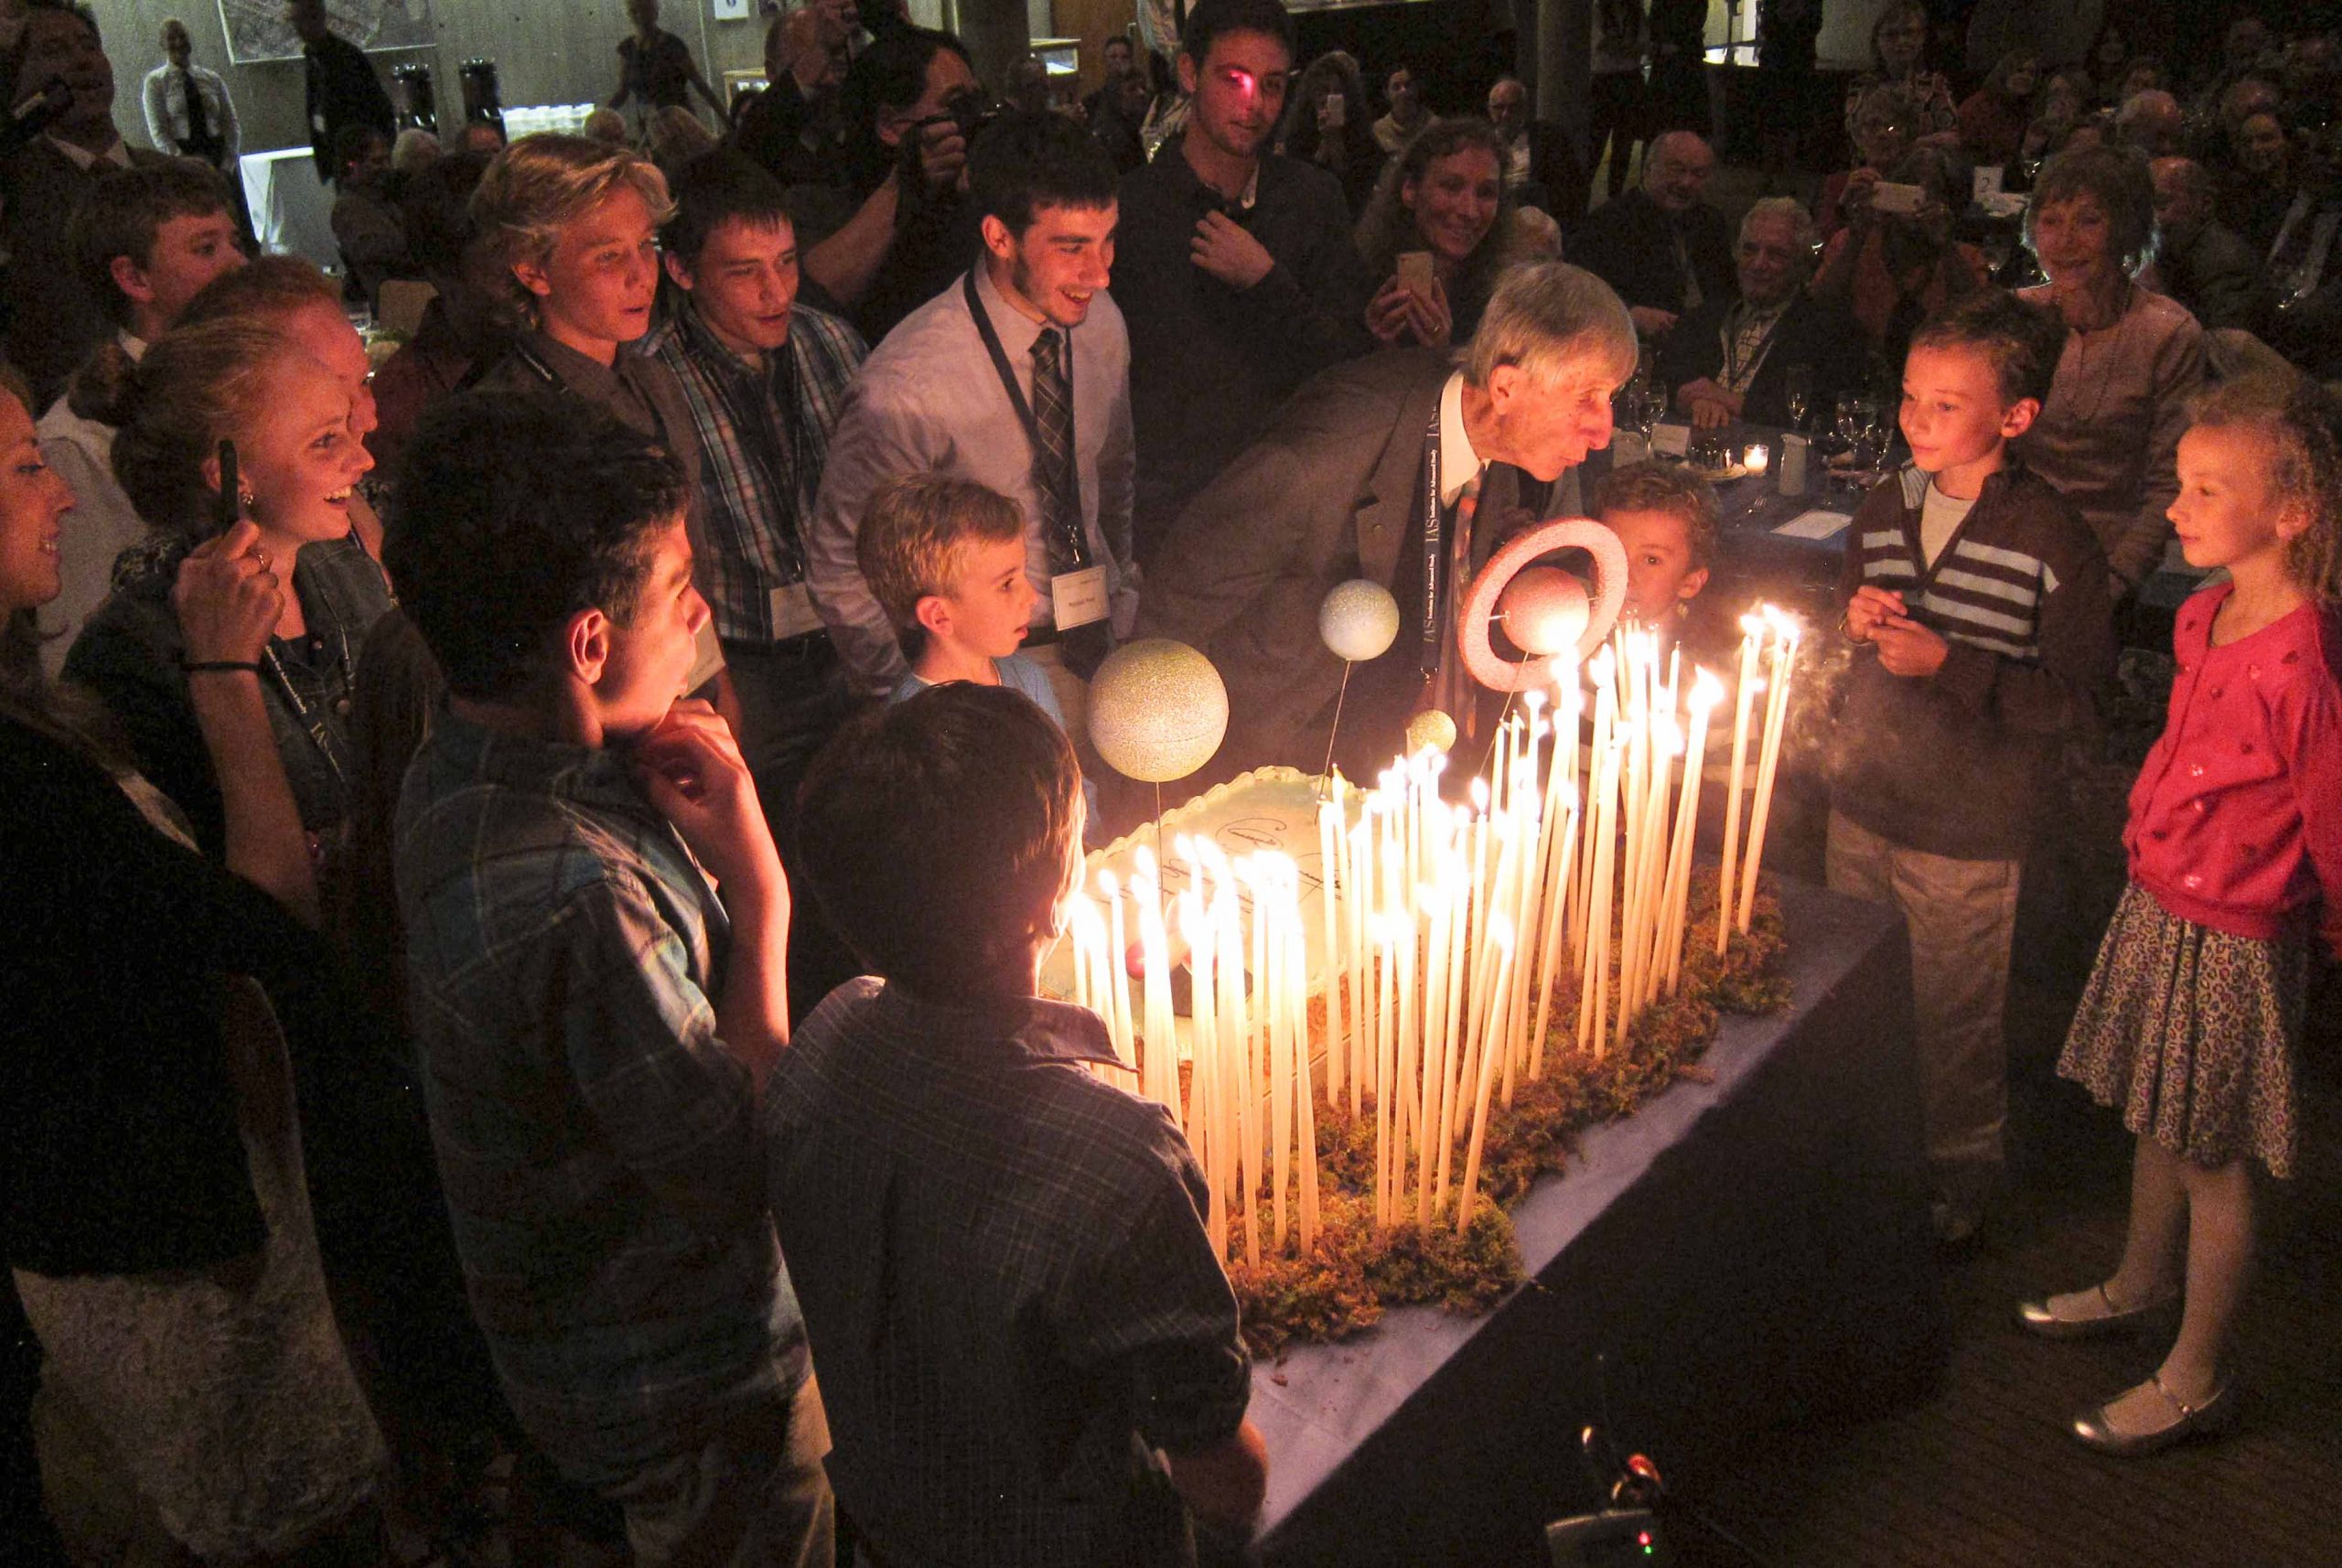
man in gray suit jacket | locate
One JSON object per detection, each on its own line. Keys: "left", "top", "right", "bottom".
{"left": 1136, "top": 262, "right": 1637, "bottom": 790}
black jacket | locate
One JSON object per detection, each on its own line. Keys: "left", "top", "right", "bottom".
{"left": 1570, "top": 187, "right": 1736, "bottom": 319}
{"left": 304, "top": 32, "right": 394, "bottom": 184}
{"left": 1655, "top": 292, "right": 1873, "bottom": 427}
{"left": 1113, "top": 140, "right": 1374, "bottom": 564}
{"left": 2162, "top": 220, "right": 2272, "bottom": 336}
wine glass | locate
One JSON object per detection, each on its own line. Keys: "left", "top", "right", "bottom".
{"left": 1783, "top": 365, "right": 1813, "bottom": 434}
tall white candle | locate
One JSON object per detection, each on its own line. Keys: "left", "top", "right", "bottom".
{"left": 1718, "top": 618, "right": 1762, "bottom": 954}
{"left": 1738, "top": 613, "right": 1801, "bottom": 934}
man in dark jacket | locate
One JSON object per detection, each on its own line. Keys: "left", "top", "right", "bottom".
{"left": 2150, "top": 156, "right": 2272, "bottom": 335}
{"left": 1658, "top": 197, "right": 1870, "bottom": 428}
{"left": 1135, "top": 262, "right": 1634, "bottom": 789}
{"left": 1112, "top": 0, "right": 1373, "bottom": 566}
{"left": 1569, "top": 129, "right": 1734, "bottom": 344}
{"left": 290, "top": 0, "right": 392, "bottom": 187}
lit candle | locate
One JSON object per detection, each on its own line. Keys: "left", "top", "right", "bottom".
{"left": 1456, "top": 917, "right": 1517, "bottom": 1237}
{"left": 1100, "top": 871, "right": 1135, "bottom": 1072}
{"left": 1738, "top": 610, "right": 1801, "bottom": 934}
{"left": 1717, "top": 617, "right": 1763, "bottom": 955}
{"left": 1745, "top": 443, "right": 1770, "bottom": 476}
{"left": 1663, "top": 671, "right": 1722, "bottom": 994}
{"left": 1317, "top": 792, "right": 1346, "bottom": 1101}
{"left": 1180, "top": 892, "right": 1225, "bottom": 1257}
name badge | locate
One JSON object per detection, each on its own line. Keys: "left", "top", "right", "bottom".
{"left": 1049, "top": 565, "right": 1110, "bottom": 630}
{"left": 1650, "top": 422, "right": 1692, "bottom": 458}
{"left": 768, "top": 582, "right": 825, "bottom": 640}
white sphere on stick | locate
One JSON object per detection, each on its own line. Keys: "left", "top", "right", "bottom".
{"left": 1319, "top": 578, "right": 1402, "bottom": 663}
{"left": 1086, "top": 639, "right": 1230, "bottom": 784}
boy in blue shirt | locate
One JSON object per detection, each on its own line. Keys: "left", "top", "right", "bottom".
{"left": 861, "top": 472, "right": 1101, "bottom": 831}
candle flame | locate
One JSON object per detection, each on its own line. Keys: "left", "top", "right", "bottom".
{"left": 1134, "top": 844, "right": 1158, "bottom": 881}
{"left": 1652, "top": 715, "right": 1683, "bottom": 756}
{"left": 1469, "top": 776, "right": 1490, "bottom": 811}
{"left": 1691, "top": 667, "right": 1724, "bottom": 711}
{"left": 1524, "top": 688, "right": 1547, "bottom": 716}
{"left": 1097, "top": 868, "right": 1120, "bottom": 899}
{"left": 1739, "top": 611, "right": 1766, "bottom": 638}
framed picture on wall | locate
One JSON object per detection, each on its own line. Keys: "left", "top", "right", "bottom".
{"left": 714, "top": 0, "right": 752, "bottom": 17}
{"left": 217, "top": 0, "right": 437, "bottom": 67}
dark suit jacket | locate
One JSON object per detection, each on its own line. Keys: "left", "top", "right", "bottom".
{"left": 1513, "top": 120, "right": 1592, "bottom": 229}
{"left": 0, "top": 141, "right": 172, "bottom": 409}
{"left": 1654, "top": 293, "right": 1871, "bottom": 427}
{"left": 1136, "top": 349, "right": 1552, "bottom": 786}
{"left": 305, "top": 33, "right": 394, "bottom": 183}
{"left": 2162, "top": 220, "right": 2271, "bottom": 336}
{"left": 1570, "top": 187, "right": 1735, "bottom": 319}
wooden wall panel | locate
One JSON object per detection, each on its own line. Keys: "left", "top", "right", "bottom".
{"left": 87, "top": 0, "right": 768, "bottom": 157}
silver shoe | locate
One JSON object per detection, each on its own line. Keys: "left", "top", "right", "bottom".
{"left": 2015, "top": 1282, "right": 2175, "bottom": 1341}
{"left": 2071, "top": 1374, "right": 2240, "bottom": 1456}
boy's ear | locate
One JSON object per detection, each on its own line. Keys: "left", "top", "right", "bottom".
{"left": 564, "top": 607, "right": 613, "bottom": 686}
{"left": 661, "top": 250, "right": 695, "bottom": 292}
{"left": 1998, "top": 395, "right": 2043, "bottom": 442}
{"left": 913, "top": 592, "right": 951, "bottom": 640}
{"left": 1678, "top": 564, "right": 1711, "bottom": 605}
{"left": 510, "top": 259, "right": 555, "bottom": 301}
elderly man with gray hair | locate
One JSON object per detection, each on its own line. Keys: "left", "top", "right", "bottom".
{"left": 1658, "top": 196, "right": 1871, "bottom": 429}
{"left": 1136, "top": 262, "right": 1637, "bottom": 788}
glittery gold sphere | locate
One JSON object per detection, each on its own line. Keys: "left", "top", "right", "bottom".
{"left": 1086, "top": 639, "right": 1230, "bottom": 783}
{"left": 1318, "top": 578, "right": 1402, "bottom": 663}
{"left": 1498, "top": 565, "right": 1591, "bottom": 656}
{"left": 1405, "top": 708, "right": 1457, "bottom": 754}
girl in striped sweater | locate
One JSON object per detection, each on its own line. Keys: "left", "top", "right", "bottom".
{"left": 2020, "top": 376, "right": 2342, "bottom": 1455}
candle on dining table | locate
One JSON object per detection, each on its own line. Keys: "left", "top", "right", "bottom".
{"left": 1662, "top": 671, "right": 1723, "bottom": 994}
{"left": 1456, "top": 917, "right": 1517, "bottom": 1237}
{"left": 1288, "top": 915, "right": 1321, "bottom": 1247}
{"left": 1179, "top": 891, "right": 1225, "bottom": 1257}
{"left": 1738, "top": 609, "right": 1802, "bottom": 934}
{"left": 1100, "top": 872, "right": 1135, "bottom": 1072}
{"left": 1263, "top": 864, "right": 1292, "bottom": 1253}
{"left": 1317, "top": 793, "right": 1345, "bottom": 1101}
{"left": 1373, "top": 913, "right": 1396, "bottom": 1227}
{"left": 1717, "top": 616, "right": 1763, "bottom": 955}
{"left": 1745, "top": 443, "right": 1769, "bottom": 477}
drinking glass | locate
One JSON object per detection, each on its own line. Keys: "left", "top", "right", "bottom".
{"left": 1782, "top": 365, "right": 1813, "bottom": 434}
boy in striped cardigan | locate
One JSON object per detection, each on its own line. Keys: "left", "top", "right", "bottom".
{"left": 1830, "top": 291, "right": 2118, "bottom": 1244}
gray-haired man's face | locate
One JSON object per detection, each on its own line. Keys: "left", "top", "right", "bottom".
{"left": 1737, "top": 213, "right": 1809, "bottom": 307}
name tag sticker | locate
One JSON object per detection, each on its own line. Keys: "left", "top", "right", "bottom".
{"left": 1650, "top": 422, "right": 1692, "bottom": 458}
{"left": 1050, "top": 565, "right": 1110, "bottom": 630}
{"left": 768, "top": 583, "right": 825, "bottom": 640}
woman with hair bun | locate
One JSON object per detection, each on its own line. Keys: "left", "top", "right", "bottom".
{"left": 63, "top": 317, "right": 389, "bottom": 897}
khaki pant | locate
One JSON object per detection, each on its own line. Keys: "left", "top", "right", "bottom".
{"left": 1826, "top": 811, "right": 2021, "bottom": 1221}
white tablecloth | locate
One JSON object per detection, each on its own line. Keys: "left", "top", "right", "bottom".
{"left": 239, "top": 146, "right": 338, "bottom": 270}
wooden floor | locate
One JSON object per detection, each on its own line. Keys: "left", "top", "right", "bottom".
{"left": 1665, "top": 975, "right": 2342, "bottom": 1568}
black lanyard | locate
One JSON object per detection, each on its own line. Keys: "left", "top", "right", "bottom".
{"left": 962, "top": 271, "right": 1090, "bottom": 569}
{"left": 1421, "top": 413, "right": 1445, "bottom": 677}
{"left": 261, "top": 624, "right": 352, "bottom": 793}
{"left": 510, "top": 338, "right": 679, "bottom": 456}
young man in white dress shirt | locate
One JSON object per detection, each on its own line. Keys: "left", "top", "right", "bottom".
{"left": 808, "top": 109, "right": 1136, "bottom": 743}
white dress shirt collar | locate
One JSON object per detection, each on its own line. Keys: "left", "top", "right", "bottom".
{"left": 1437, "top": 369, "right": 1486, "bottom": 506}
